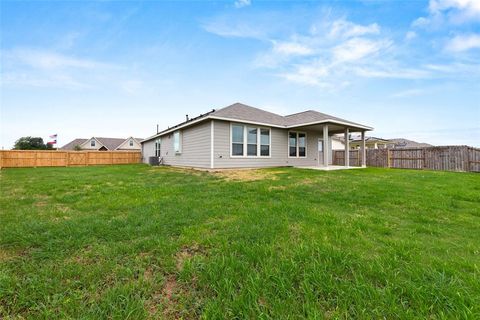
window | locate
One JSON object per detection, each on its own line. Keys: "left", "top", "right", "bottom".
{"left": 247, "top": 127, "right": 258, "bottom": 156}
{"left": 173, "top": 131, "right": 181, "bottom": 154}
{"left": 299, "top": 133, "right": 306, "bottom": 157}
{"left": 231, "top": 124, "right": 270, "bottom": 157}
{"left": 289, "top": 132, "right": 297, "bottom": 157}
{"left": 289, "top": 132, "right": 307, "bottom": 157}
{"left": 155, "top": 138, "right": 161, "bottom": 157}
{"left": 232, "top": 124, "right": 244, "bottom": 156}
{"left": 90, "top": 139, "right": 96, "bottom": 147}
{"left": 260, "top": 129, "right": 270, "bottom": 156}
{"left": 129, "top": 139, "right": 134, "bottom": 147}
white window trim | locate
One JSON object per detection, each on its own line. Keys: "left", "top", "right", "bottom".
{"left": 230, "top": 122, "right": 271, "bottom": 158}
{"left": 288, "top": 131, "right": 308, "bottom": 158}
{"left": 173, "top": 131, "right": 182, "bottom": 155}
{"left": 91, "top": 139, "right": 96, "bottom": 147}
{"left": 155, "top": 138, "right": 161, "bottom": 157}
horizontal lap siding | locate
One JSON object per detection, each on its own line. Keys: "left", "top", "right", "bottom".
{"left": 142, "top": 140, "right": 156, "bottom": 163}
{"left": 213, "top": 120, "right": 320, "bottom": 168}
{"left": 162, "top": 121, "right": 211, "bottom": 168}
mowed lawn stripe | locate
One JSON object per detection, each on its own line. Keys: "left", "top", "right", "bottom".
{"left": 0, "top": 165, "right": 479, "bottom": 319}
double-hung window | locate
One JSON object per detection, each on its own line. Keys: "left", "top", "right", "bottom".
{"left": 232, "top": 125, "right": 244, "bottom": 156}
{"left": 231, "top": 124, "right": 270, "bottom": 157}
{"left": 90, "top": 139, "right": 96, "bottom": 147}
{"left": 173, "top": 131, "right": 181, "bottom": 154}
{"left": 155, "top": 138, "right": 161, "bottom": 157}
{"left": 129, "top": 139, "right": 134, "bottom": 147}
{"left": 260, "top": 129, "right": 270, "bottom": 156}
{"left": 247, "top": 127, "right": 258, "bottom": 156}
{"left": 289, "top": 132, "right": 307, "bottom": 157}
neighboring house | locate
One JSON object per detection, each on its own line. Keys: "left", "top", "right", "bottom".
{"left": 350, "top": 136, "right": 390, "bottom": 149}
{"left": 141, "top": 103, "right": 373, "bottom": 169}
{"left": 61, "top": 137, "right": 143, "bottom": 151}
{"left": 387, "top": 138, "right": 433, "bottom": 149}
{"left": 331, "top": 135, "right": 346, "bottom": 150}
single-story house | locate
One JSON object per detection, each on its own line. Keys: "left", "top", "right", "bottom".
{"left": 61, "top": 137, "right": 143, "bottom": 151}
{"left": 387, "top": 138, "right": 433, "bottom": 149}
{"left": 141, "top": 103, "right": 373, "bottom": 169}
{"left": 350, "top": 136, "right": 390, "bottom": 149}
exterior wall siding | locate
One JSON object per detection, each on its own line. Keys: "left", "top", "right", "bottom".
{"left": 142, "top": 120, "right": 211, "bottom": 168}
{"left": 212, "top": 120, "right": 324, "bottom": 168}
{"left": 142, "top": 119, "right": 335, "bottom": 168}
{"left": 142, "top": 139, "right": 156, "bottom": 163}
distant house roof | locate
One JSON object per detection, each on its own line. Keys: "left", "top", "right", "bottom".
{"left": 60, "top": 138, "right": 88, "bottom": 150}
{"left": 388, "top": 138, "right": 433, "bottom": 148}
{"left": 350, "top": 136, "right": 390, "bottom": 144}
{"left": 143, "top": 103, "right": 373, "bottom": 143}
{"left": 60, "top": 137, "right": 143, "bottom": 150}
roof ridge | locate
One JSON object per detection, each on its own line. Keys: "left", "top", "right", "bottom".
{"left": 284, "top": 110, "right": 316, "bottom": 117}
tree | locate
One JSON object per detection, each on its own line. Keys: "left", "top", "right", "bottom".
{"left": 73, "top": 145, "right": 82, "bottom": 151}
{"left": 13, "top": 136, "right": 50, "bottom": 150}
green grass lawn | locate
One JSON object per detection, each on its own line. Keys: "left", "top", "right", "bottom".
{"left": 0, "top": 165, "right": 479, "bottom": 319}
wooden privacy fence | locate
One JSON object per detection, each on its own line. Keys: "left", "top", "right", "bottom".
{"left": 0, "top": 150, "right": 142, "bottom": 169}
{"left": 333, "top": 146, "right": 480, "bottom": 172}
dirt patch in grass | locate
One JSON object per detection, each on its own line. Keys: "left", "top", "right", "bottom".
{"left": 146, "top": 275, "right": 179, "bottom": 319}
{"left": 146, "top": 244, "right": 206, "bottom": 318}
{"left": 212, "top": 169, "right": 284, "bottom": 181}
{"left": 175, "top": 243, "right": 207, "bottom": 271}
{"left": 0, "top": 247, "right": 24, "bottom": 262}
{"left": 269, "top": 185, "right": 287, "bottom": 191}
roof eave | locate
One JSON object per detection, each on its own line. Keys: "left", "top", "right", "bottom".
{"left": 286, "top": 119, "right": 373, "bottom": 131}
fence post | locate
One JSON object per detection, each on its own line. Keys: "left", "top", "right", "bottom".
{"left": 34, "top": 152, "right": 38, "bottom": 168}
{"left": 423, "top": 148, "right": 426, "bottom": 170}
{"left": 66, "top": 152, "right": 69, "bottom": 167}
{"left": 0, "top": 151, "right": 3, "bottom": 169}
{"left": 467, "top": 147, "right": 471, "bottom": 172}
{"left": 387, "top": 149, "right": 391, "bottom": 168}
{"left": 85, "top": 152, "right": 89, "bottom": 166}
{"left": 110, "top": 152, "right": 114, "bottom": 165}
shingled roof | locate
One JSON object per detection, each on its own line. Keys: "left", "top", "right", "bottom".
{"left": 60, "top": 137, "right": 143, "bottom": 150}
{"left": 144, "top": 103, "right": 372, "bottom": 142}
{"left": 60, "top": 138, "right": 88, "bottom": 150}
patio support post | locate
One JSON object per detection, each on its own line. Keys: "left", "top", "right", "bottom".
{"left": 344, "top": 128, "right": 350, "bottom": 167}
{"left": 361, "top": 131, "right": 366, "bottom": 167}
{"left": 323, "top": 125, "right": 329, "bottom": 167}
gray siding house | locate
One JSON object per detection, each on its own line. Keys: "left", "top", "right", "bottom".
{"left": 141, "top": 103, "right": 372, "bottom": 169}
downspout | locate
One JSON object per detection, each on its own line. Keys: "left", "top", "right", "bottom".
{"left": 210, "top": 120, "right": 214, "bottom": 169}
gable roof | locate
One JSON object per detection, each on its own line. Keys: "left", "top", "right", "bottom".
{"left": 60, "top": 138, "right": 88, "bottom": 150}
{"left": 61, "top": 137, "right": 143, "bottom": 150}
{"left": 143, "top": 103, "right": 373, "bottom": 142}
{"left": 350, "top": 136, "right": 390, "bottom": 143}
{"left": 388, "top": 138, "right": 433, "bottom": 148}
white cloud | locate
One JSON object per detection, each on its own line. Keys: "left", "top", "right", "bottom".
{"left": 405, "top": 31, "right": 417, "bottom": 41}
{"left": 390, "top": 89, "right": 426, "bottom": 98}
{"left": 202, "top": 19, "right": 264, "bottom": 39}
{"left": 445, "top": 33, "right": 480, "bottom": 51}
{"left": 332, "top": 38, "right": 391, "bottom": 62}
{"left": 0, "top": 48, "right": 144, "bottom": 92}
{"left": 5, "top": 49, "right": 110, "bottom": 70}
{"left": 413, "top": 0, "right": 480, "bottom": 27}
{"left": 429, "top": 0, "right": 480, "bottom": 18}
{"left": 328, "top": 19, "right": 380, "bottom": 39}
{"left": 272, "top": 41, "right": 313, "bottom": 56}
{"left": 234, "top": 0, "right": 251, "bottom": 9}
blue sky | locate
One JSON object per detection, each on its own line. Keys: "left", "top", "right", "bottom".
{"left": 1, "top": 0, "right": 479, "bottom": 148}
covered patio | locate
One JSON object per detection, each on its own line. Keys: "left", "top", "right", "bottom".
{"left": 289, "top": 121, "right": 371, "bottom": 169}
